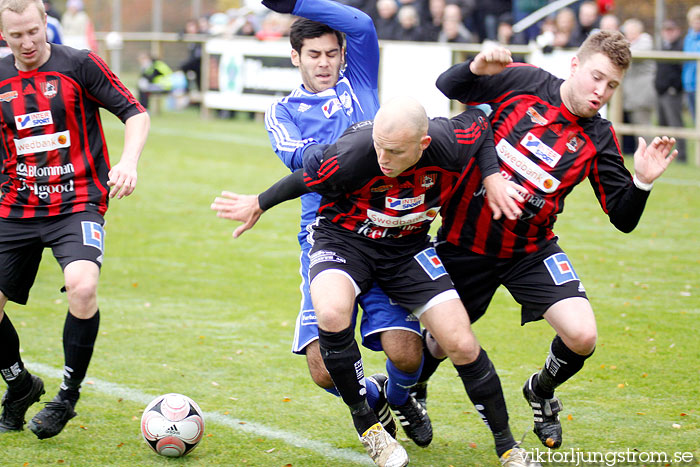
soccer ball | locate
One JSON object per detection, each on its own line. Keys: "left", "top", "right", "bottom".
{"left": 140, "top": 393, "right": 205, "bottom": 457}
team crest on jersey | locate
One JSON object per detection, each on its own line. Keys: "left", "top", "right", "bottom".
{"left": 82, "top": 221, "right": 105, "bottom": 253}
{"left": 386, "top": 194, "right": 425, "bottom": 211}
{"left": 421, "top": 174, "right": 436, "bottom": 188}
{"left": 566, "top": 135, "right": 584, "bottom": 152}
{"left": 526, "top": 107, "right": 548, "bottom": 125}
{"left": 0, "top": 90, "right": 18, "bottom": 102}
{"left": 297, "top": 103, "right": 311, "bottom": 112}
{"left": 521, "top": 132, "right": 562, "bottom": 168}
{"left": 339, "top": 90, "right": 353, "bottom": 111}
{"left": 41, "top": 80, "right": 58, "bottom": 99}
{"left": 414, "top": 247, "right": 448, "bottom": 280}
{"left": 543, "top": 253, "right": 579, "bottom": 285}
{"left": 322, "top": 98, "right": 342, "bottom": 118}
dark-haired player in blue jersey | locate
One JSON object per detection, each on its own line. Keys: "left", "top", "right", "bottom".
{"left": 0, "top": 0, "right": 149, "bottom": 439}
{"left": 415, "top": 31, "right": 677, "bottom": 451}
{"left": 220, "top": 0, "right": 431, "bottom": 449}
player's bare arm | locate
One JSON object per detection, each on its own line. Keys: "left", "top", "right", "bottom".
{"left": 108, "top": 112, "right": 150, "bottom": 199}
{"left": 469, "top": 45, "right": 513, "bottom": 76}
{"left": 482, "top": 173, "right": 526, "bottom": 220}
{"left": 633, "top": 136, "right": 678, "bottom": 186}
{"left": 211, "top": 192, "right": 264, "bottom": 238}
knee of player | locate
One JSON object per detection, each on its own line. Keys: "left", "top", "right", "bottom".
{"left": 565, "top": 328, "right": 597, "bottom": 355}
{"left": 315, "top": 307, "right": 353, "bottom": 331}
{"left": 64, "top": 278, "right": 98, "bottom": 306}
{"left": 382, "top": 332, "right": 423, "bottom": 372}
{"left": 305, "top": 341, "right": 335, "bottom": 389}
{"left": 387, "top": 352, "right": 423, "bottom": 374}
{"left": 441, "top": 333, "right": 481, "bottom": 362}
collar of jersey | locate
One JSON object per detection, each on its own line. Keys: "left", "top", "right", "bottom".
{"left": 297, "top": 76, "right": 350, "bottom": 97}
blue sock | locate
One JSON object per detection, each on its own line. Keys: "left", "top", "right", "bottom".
{"left": 385, "top": 358, "right": 423, "bottom": 406}
{"left": 365, "top": 377, "right": 380, "bottom": 408}
{"left": 324, "top": 386, "right": 340, "bottom": 397}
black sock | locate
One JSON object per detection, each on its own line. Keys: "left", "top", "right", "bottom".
{"left": 417, "top": 329, "right": 446, "bottom": 384}
{"left": 454, "top": 348, "right": 513, "bottom": 457}
{"left": 59, "top": 310, "right": 100, "bottom": 405}
{"left": 0, "top": 313, "right": 29, "bottom": 395}
{"left": 534, "top": 335, "right": 593, "bottom": 399}
{"left": 318, "top": 326, "right": 376, "bottom": 434}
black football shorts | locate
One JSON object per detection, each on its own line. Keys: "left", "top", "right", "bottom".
{"left": 0, "top": 212, "right": 105, "bottom": 304}
{"left": 308, "top": 222, "right": 458, "bottom": 315}
{"left": 436, "top": 238, "right": 588, "bottom": 325}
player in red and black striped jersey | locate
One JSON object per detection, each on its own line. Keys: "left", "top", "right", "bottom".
{"left": 212, "top": 97, "right": 540, "bottom": 466}
{"left": 300, "top": 105, "right": 497, "bottom": 247}
{"left": 416, "top": 31, "right": 677, "bottom": 450}
{"left": 0, "top": 0, "right": 149, "bottom": 439}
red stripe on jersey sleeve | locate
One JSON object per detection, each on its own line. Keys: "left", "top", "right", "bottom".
{"left": 307, "top": 157, "right": 339, "bottom": 187}
{"left": 89, "top": 52, "right": 145, "bottom": 112}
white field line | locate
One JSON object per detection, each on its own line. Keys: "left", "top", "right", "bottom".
{"left": 26, "top": 361, "right": 372, "bottom": 465}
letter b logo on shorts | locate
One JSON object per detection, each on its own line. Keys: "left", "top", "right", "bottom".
{"left": 543, "top": 253, "right": 578, "bottom": 285}
{"left": 414, "top": 247, "right": 447, "bottom": 280}
{"left": 82, "top": 221, "right": 104, "bottom": 252}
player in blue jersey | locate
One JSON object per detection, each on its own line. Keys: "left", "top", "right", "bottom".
{"left": 218, "top": 0, "right": 431, "bottom": 448}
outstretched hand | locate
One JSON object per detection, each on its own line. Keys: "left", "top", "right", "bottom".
{"left": 482, "top": 173, "right": 525, "bottom": 220}
{"left": 469, "top": 45, "right": 513, "bottom": 76}
{"left": 211, "top": 191, "right": 264, "bottom": 238}
{"left": 633, "top": 136, "right": 677, "bottom": 185}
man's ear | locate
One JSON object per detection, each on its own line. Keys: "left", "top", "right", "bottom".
{"left": 569, "top": 55, "right": 579, "bottom": 77}
{"left": 291, "top": 49, "right": 300, "bottom": 67}
{"left": 420, "top": 135, "right": 432, "bottom": 151}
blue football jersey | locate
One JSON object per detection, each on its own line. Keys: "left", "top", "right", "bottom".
{"left": 264, "top": 0, "right": 380, "bottom": 245}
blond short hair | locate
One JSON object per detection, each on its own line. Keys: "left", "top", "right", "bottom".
{"left": 0, "top": 0, "right": 45, "bottom": 31}
{"left": 578, "top": 29, "right": 631, "bottom": 71}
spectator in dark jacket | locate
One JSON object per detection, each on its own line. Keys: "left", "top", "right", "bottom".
{"left": 373, "top": 0, "right": 400, "bottom": 39}
{"left": 656, "top": 19, "right": 687, "bottom": 162}
{"left": 395, "top": 4, "right": 426, "bottom": 41}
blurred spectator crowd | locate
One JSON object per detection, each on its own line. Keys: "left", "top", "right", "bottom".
{"left": 191, "top": 0, "right": 619, "bottom": 46}
{"left": 181, "top": 0, "right": 699, "bottom": 161}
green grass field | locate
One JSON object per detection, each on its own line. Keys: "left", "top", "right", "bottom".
{"left": 3, "top": 108, "right": 699, "bottom": 467}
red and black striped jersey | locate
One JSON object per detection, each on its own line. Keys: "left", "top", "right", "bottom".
{"left": 436, "top": 61, "right": 650, "bottom": 258}
{"left": 0, "top": 44, "right": 145, "bottom": 218}
{"left": 302, "top": 109, "right": 498, "bottom": 247}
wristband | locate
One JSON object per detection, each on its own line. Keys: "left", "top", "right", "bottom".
{"left": 633, "top": 174, "right": 654, "bottom": 191}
